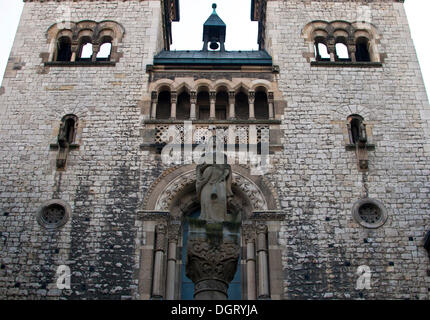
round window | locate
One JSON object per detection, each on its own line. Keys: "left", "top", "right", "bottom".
{"left": 37, "top": 200, "right": 71, "bottom": 229}
{"left": 352, "top": 198, "right": 387, "bottom": 229}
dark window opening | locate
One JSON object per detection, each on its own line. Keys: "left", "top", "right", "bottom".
{"left": 255, "top": 90, "right": 269, "bottom": 120}
{"left": 215, "top": 91, "right": 229, "bottom": 120}
{"left": 58, "top": 115, "right": 77, "bottom": 147}
{"left": 348, "top": 115, "right": 365, "bottom": 144}
{"left": 156, "top": 90, "right": 171, "bottom": 120}
{"left": 356, "top": 37, "right": 371, "bottom": 62}
{"left": 56, "top": 37, "right": 72, "bottom": 62}
{"left": 177, "top": 91, "right": 191, "bottom": 120}
{"left": 197, "top": 91, "right": 210, "bottom": 120}
{"left": 235, "top": 91, "right": 249, "bottom": 120}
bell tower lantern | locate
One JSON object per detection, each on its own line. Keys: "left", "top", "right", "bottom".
{"left": 202, "top": 3, "right": 226, "bottom": 51}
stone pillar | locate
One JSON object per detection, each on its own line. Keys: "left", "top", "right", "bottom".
{"left": 256, "top": 223, "right": 270, "bottom": 299}
{"left": 166, "top": 223, "right": 180, "bottom": 300}
{"left": 268, "top": 92, "right": 274, "bottom": 120}
{"left": 151, "top": 224, "right": 167, "bottom": 299}
{"left": 70, "top": 42, "right": 79, "bottom": 62}
{"left": 91, "top": 44, "right": 100, "bottom": 62}
{"left": 190, "top": 91, "right": 197, "bottom": 120}
{"left": 151, "top": 91, "right": 158, "bottom": 119}
{"left": 170, "top": 91, "right": 177, "bottom": 120}
{"left": 348, "top": 40, "right": 357, "bottom": 62}
{"left": 228, "top": 91, "right": 236, "bottom": 119}
{"left": 248, "top": 91, "right": 255, "bottom": 120}
{"left": 209, "top": 91, "right": 216, "bottom": 120}
{"left": 243, "top": 223, "right": 257, "bottom": 300}
{"left": 327, "top": 37, "right": 336, "bottom": 62}
{"left": 48, "top": 39, "right": 56, "bottom": 62}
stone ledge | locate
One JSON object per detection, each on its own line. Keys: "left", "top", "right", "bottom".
{"left": 144, "top": 119, "right": 281, "bottom": 125}
{"left": 44, "top": 61, "right": 116, "bottom": 67}
{"left": 345, "top": 143, "right": 375, "bottom": 151}
{"left": 311, "top": 61, "right": 383, "bottom": 68}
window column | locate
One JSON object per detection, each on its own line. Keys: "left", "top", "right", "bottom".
{"left": 91, "top": 43, "right": 100, "bottom": 62}
{"left": 249, "top": 91, "right": 255, "bottom": 120}
{"left": 243, "top": 223, "right": 257, "bottom": 300}
{"left": 268, "top": 92, "right": 274, "bottom": 120}
{"left": 348, "top": 40, "right": 357, "bottom": 62}
{"left": 70, "top": 42, "right": 79, "bottom": 62}
{"left": 228, "top": 91, "right": 236, "bottom": 119}
{"left": 151, "top": 91, "right": 158, "bottom": 119}
{"left": 190, "top": 91, "right": 197, "bottom": 120}
{"left": 151, "top": 224, "right": 167, "bottom": 300}
{"left": 166, "top": 223, "right": 180, "bottom": 300}
{"left": 256, "top": 223, "right": 270, "bottom": 299}
{"left": 170, "top": 91, "right": 177, "bottom": 120}
{"left": 209, "top": 91, "right": 216, "bottom": 120}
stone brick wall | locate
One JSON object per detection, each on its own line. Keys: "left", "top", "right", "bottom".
{"left": 264, "top": 0, "right": 430, "bottom": 299}
{"left": 1, "top": 0, "right": 430, "bottom": 300}
{"left": 0, "top": 0, "right": 164, "bottom": 299}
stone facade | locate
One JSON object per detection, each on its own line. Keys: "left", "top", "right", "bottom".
{"left": 0, "top": 0, "right": 429, "bottom": 300}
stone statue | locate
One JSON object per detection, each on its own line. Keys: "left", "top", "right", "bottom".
{"left": 196, "top": 156, "right": 233, "bottom": 223}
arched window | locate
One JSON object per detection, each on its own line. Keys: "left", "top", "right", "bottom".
{"left": 176, "top": 91, "right": 191, "bottom": 120}
{"left": 235, "top": 91, "right": 249, "bottom": 120}
{"left": 335, "top": 38, "right": 350, "bottom": 61}
{"left": 197, "top": 90, "right": 210, "bottom": 120}
{"left": 254, "top": 89, "right": 269, "bottom": 120}
{"left": 356, "top": 37, "right": 371, "bottom": 62}
{"left": 78, "top": 37, "right": 93, "bottom": 61}
{"left": 347, "top": 114, "right": 366, "bottom": 144}
{"left": 96, "top": 37, "right": 113, "bottom": 61}
{"left": 314, "top": 37, "right": 330, "bottom": 61}
{"left": 55, "top": 36, "right": 72, "bottom": 62}
{"left": 181, "top": 210, "right": 242, "bottom": 300}
{"left": 215, "top": 90, "right": 229, "bottom": 120}
{"left": 156, "top": 90, "right": 171, "bottom": 120}
{"left": 58, "top": 115, "right": 78, "bottom": 147}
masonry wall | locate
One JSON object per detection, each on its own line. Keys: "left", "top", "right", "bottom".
{"left": 265, "top": 0, "right": 430, "bottom": 299}
{"left": 0, "top": 0, "right": 164, "bottom": 299}
{"left": 1, "top": 0, "right": 430, "bottom": 300}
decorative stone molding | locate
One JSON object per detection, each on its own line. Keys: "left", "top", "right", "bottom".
{"left": 154, "top": 169, "right": 268, "bottom": 212}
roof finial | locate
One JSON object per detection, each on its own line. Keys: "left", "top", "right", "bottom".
{"left": 212, "top": 3, "right": 217, "bottom": 13}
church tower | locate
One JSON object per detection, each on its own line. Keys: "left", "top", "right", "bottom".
{"left": 0, "top": 0, "right": 429, "bottom": 300}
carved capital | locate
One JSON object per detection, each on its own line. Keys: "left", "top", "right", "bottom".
{"left": 186, "top": 239, "right": 240, "bottom": 291}
{"left": 229, "top": 91, "right": 235, "bottom": 100}
{"left": 151, "top": 91, "right": 158, "bottom": 102}
{"left": 168, "top": 223, "right": 181, "bottom": 243}
{"left": 190, "top": 91, "right": 197, "bottom": 104}
{"left": 171, "top": 91, "right": 177, "bottom": 103}
{"left": 242, "top": 223, "right": 256, "bottom": 243}
{"left": 209, "top": 91, "right": 216, "bottom": 101}
{"left": 268, "top": 92, "right": 274, "bottom": 103}
{"left": 256, "top": 223, "right": 268, "bottom": 234}
{"left": 155, "top": 224, "right": 168, "bottom": 251}
{"left": 248, "top": 91, "right": 255, "bottom": 103}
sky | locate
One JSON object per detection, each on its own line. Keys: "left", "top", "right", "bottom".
{"left": 0, "top": 0, "right": 428, "bottom": 99}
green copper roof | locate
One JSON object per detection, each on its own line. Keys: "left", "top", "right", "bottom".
{"left": 204, "top": 4, "right": 226, "bottom": 27}
{"left": 153, "top": 50, "right": 272, "bottom": 66}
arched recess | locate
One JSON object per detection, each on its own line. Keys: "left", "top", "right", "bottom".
{"left": 138, "top": 164, "right": 284, "bottom": 301}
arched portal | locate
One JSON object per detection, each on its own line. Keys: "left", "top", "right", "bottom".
{"left": 137, "top": 164, "right": 284, "bottom": 301}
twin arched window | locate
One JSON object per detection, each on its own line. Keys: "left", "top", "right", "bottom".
{"left": 47, "top": 21, "right": 124, "bottom": 64}
{"left": 305, "top": 21, "right": 380, "bottom": 64}
{"left": 152, "top": 86, "right": 273, "bottom": 121}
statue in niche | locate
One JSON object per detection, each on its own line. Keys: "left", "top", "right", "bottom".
{"left": 196, "top": 154, "right": 233, "bottom": 223}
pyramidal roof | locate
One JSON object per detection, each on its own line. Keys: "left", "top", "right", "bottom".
{"left": 204, "top": 4, "right": 226, "bottom": 27}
